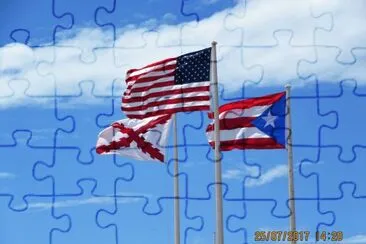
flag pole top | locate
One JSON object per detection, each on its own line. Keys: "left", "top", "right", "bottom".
{"left": 212, "top": 41, "right": 217, "bottom": 46}
{"left": 285, "top": 83, "right": 291, "bottom": 89}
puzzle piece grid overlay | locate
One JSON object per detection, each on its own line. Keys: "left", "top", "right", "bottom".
{"left": 1, "top": 0, "right": 365, "bottom": 243}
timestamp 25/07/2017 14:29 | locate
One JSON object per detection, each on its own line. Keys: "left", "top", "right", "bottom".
{"left": 254, "top": 231, "right": 344, "bottom": 242}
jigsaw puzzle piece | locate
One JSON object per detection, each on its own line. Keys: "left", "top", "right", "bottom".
{"left": 154, "top": 197, "right": 203, "bottom": 244}
{"left": 301, "top": 147, "right": 366, "bottom": 198}
{"left": 184, "top": 185, "right": 235, "bottom": 244}
{"left": 318, "top": 80, "right": 366, "bottom": 161}
{"left": 224, "top": 0, "right": 332, "bottom": 46}
{"left": 202, "top": 148, "right": 259, "bottom": 202}
{"left": 0, "top": 0, "right": 72, "bottom": 46}
{"left": 51, "top": 180, "right": 116, "bottom": 244}
{"left": 95, "top": 98, "right": 121, "bottom": 128}
{"left": 221, "top": 151, "right": 262, "bottom": 200}
{"left": 96, "top": 192, "right": 189, "bottom": 243}
{"left": 110, "top": 157, "right": 182, "bottom": 214}
{"left": 298, "top": 47, "right": 366, "bottom": 92}
{"left": 291, "top": 93, "right": 337, "bottom": 147}
{"left": 33, "top": 147, "right": 133, "bottom": 195}
{"left": 226, "top": 200, "right": 285, "bottom": 244}
{"left": 217, "top": 46, "right": 263, "bottom": 94}
{"left": 235, "top": 31, "right": 317, "bottom": 86}
{"left": 320, "top": 183, "right": 366, "bottom": 242}
{"left": 0, "top": 43, "right": 63, "bottom": 97}
{"left": 0, "top": 43, "right": 33, "bottom": 97}
{"left": 53, "top": 82, "right": 118, "bottom": 162}
{"left": 172, "top": 145, "right": 213, "bottom": 200}
{"left": 0, "top": 131, "right": 53, "bottom": 210}
{"left": 179, "top": 11, "right": 243, "bottom": 48}
{"left": 53, "top": 0, "right": 114, "bottom": 61}
{"left": 224, "top": 147, "right": 319, "bottom": 217}
{"left": 180, "top": 0, "right": 236, "bottom": 22}
{"left": 96, "top": 0, "right": 182, "bottom": 42}
{"left": 312, "top": 0, "right": 366, "bottom": 62}
{"left": 112, "top": 31, "right": 183, "bottom": 68}
{"left": 170, "top": 116, "right": 248, "bottom": 201}
{"left": 177, "top": 111, "right": 207, "bottom": 146}
{"left": 0, "top": 81, "right": 73, "bottom": 145}
{"left": 227, "top": 198, "right": 334, "bottom": 243}
{"left": 37, "top": 47, "right": 124, "bottom": 96}
{"left": 0, "top": 195, "right": 70, "bottom": 244}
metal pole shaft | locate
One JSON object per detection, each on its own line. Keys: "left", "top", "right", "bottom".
{"left": 173, "top": 114, "right": 180, "bottom": 244}
{"left": 211, "top": 41, "right": 224, "bottom": 244}
{"left": 285, "top": 84, "right": 296, "bottom": 244}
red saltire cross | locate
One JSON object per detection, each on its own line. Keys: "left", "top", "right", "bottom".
{"left": 96, "top": 114, "right": 171, "bottom": 162}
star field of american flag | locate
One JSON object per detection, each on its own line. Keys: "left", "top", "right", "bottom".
{"left": 175, "top": 48, "right": 211, "bottom": 84}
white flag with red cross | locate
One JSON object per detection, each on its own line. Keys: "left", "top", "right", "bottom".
{"left": 96, "top": 114, "right": 172, "bottom": 163}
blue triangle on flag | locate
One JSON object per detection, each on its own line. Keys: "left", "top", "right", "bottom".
{"left": 251, "top": 95, "right": 286, "bottom": 146}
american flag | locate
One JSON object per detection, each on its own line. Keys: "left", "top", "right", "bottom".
{"left": 122, "top": 48, "right": 212, "bottom": 119}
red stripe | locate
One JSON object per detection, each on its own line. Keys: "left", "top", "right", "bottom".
{"left": 126, "top": 57, "right": 176, "bottom": 76}
{"left": 209, "top": 138, "right": 285, "bottom": 151}
{"left": 206, "top": 117, "right": 256, "bottom": 132}
{"left": 124, "top": 81, "right": 175, "bottom": 95}
{"left": 126, "top": 65, "right": 176, "bottom": 84}
{"left": 125, "top": 105, "right": 210, "bottom": 119}
{"left": 213, "top": 92, "right": 285, "bottom": 115}
{"left": 122, "top": 96, "right": 210, "bottom": 112}
{"left": 125, "top": 75, "right": 174, "bottom": 92}
{"left": 122, "top": 86, "right": 210, "bottom": 103}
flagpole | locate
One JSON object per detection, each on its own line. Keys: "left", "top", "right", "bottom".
{"left": 285, "top": 84, "right": 297, "bottom": 244}
{"left": 211, "top": 41, "right": 224, "bottom": 244}
{"left": 173, "top": 114, "right": 181, "bottom": 244}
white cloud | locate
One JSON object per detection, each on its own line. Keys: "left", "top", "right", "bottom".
{"left": 341, "top": 234, "right": 366, "bottom": 244}
{"left": 245, "top": 164, "right": 288, "bottom": 187}
{"left": 20, "top": 196, "right": 141, "bottom": 211}
{"left": 162, "top": 13, "right": 177, "bottom": 23}
{"left": 223, "top": 164, "right": 287, "bottom": 187}
{"left": 0, "top": 0, "right": 364, "bottom": 107}
{"left": 222, "top": 169, "right": 245, "bottom": 180}
{"left": 0, "top": 172, "right": 16, "bottom": 179}
{"left": 141, "top": 18, "right": 158, "bottom": 29}
{"left": 222, "top": 164, "right": 259, "bottom": 180}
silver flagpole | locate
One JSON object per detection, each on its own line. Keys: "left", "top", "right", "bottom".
{"left": 211, "top": 41, "right": 224, "bottom": 244}
{"left": 285, "top": 84, "right": 297, "bottom": 244}
{"left": 173, "top": 114, "right": 180, "bottom": 244}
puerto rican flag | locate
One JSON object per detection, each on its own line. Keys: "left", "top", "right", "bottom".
{"left": 206, "top": 92, "right": 286, "bottom": 151}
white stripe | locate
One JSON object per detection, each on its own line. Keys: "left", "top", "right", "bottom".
{"left": 127, "top": 69, "right": 176, "bottom": 84}
{"left": 124, "top": 81, "right": 210, "bottom": 99}
{"left": 126, "top": 76, "right": 174, "bottom": 91}
{"left": 127, "top": 60, "right": 176, "bottom": 79}
{"left": 124, "top": 101, "right": 211, "bottom": 115}
{"left": 219, "top": 106, "right": 270, "bottom": 119}
{"left": 122, "top": 91, "right": 210, "bottom": 108}
{"left": 206, "top": 127, "right": 270, "bottom": 142}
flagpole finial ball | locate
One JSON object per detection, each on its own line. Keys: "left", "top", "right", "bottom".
{"left": 285, "top": 84, "right": 291, "bottom": 89}
{"left": 212, "top": 41, "right": 217, "bottom": 46}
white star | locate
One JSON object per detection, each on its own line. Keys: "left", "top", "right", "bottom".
{"left": 262, "top": 111, "right": 277, "bottom": 127}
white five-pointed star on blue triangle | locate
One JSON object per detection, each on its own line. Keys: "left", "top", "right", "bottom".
{"left": 261, "top": 110, "right": 278, "bottom": 127}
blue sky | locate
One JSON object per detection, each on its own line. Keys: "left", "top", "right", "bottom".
{"left": 1, "top": 0, "right": 366, "bottom": 243}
